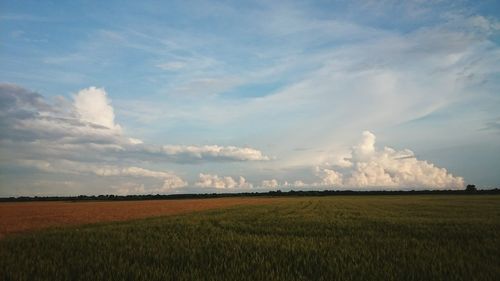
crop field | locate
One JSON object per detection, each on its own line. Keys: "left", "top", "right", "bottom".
{"left": 1, "top": 195, "right": 499, "bottom": 281}
{"left": 0, "top": 197, "right": 284, "bottom": 238}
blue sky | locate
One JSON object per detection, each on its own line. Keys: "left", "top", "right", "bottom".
{"left": 1, "top": 0, "right": 499, "bottom": 196}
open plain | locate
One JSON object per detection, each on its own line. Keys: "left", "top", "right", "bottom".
{"left": 1, "top": 195, "right": 499, "bottom": 280}
{"left": 0, "top": 197, "right": 284, "bottom": 238}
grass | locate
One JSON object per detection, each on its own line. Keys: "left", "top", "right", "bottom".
{"left": 1, "top": 195, "right": 499, "bottom": 281}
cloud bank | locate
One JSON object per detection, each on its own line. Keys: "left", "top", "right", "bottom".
{"left": 3, "top": 1, "right": 499, "bottom": 195}
{"left": 273, "top": 131, "right": 464, "bottom": 190}
{"left": 261, "top": 179, "right": 279, "bottom": 188}
{"left": 0, "top": 83, "right": 467, "bottom": 193}
{"left": 0, "top": 83, "right": 269, "bottom": 163}
{"left": 195, "top": 173, "right": 253, "bottom": 189}
{"left": 257, "top": 132, "right": 464, "bottom": 190}
{"left": 0, "top": 83, "right": 269, "bottom": 194}
{"left": 340, "top": 131, "right": 464, "bottom": 188}
{"left": 15, "top": 159, "right": 187, "bottom": 191}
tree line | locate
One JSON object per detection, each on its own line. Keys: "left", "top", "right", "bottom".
{"left": 1, "top": 186, "right": 498, "bottom": 202}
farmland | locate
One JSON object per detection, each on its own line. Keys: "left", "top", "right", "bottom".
{"left": 0, "top": 197, "right": 284, "bottom": 238}
{"left": 1, "top": 195, "right": 499, "bottom": 280}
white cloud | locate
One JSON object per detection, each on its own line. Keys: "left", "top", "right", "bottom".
{"left": 352, "top": 131, "right": 376, "bottom": 159}
{"left": 0, "top": 83, "right": 269, "bottom": 164}
{"left": 260, "top": 179, "right": 308, "bottom": 189}
{"left": 128, "top": 137, "right": 143, "bottom": 145}
{"left": 161, "top": 176, "right": 189, "bottom": 190}
{"left": 74, "top": 87, "right": 120, "bottom": 130}
{"left": 195, "top": 173, "right": 252, "bottom": 189}
{"left": 3, "top": 1, "right": 498, "bottom": 194}
{"left": 18, "top": 159, "right": 184, "bottom": 181}
{"left": 160, "top": 145, "right": 270, "bottom": 162}
{"left": 93, "top": 166, "right": 177, "bottom": 179}
{"left": 113, "top": 182, "right": 146, "bottom": 195}
{"left": 291, "top": 180, "right": 307, "bottom": 187}
{"left": 261, "top": 179, "right": 279, "bottom": 188}
{"left": 16, "top": 159, "right": 188, "bottom": 193}
{"left": 315, "top": 167, "right": 343, "bottom": 187}
{"left": 313, "top": 131, "right": 464, "bottom": 189}
{"left": 129, "top": 10, "right": 500, "bottom": 173}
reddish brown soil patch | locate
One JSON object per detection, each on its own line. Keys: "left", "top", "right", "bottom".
{"left": 0, "top": 197, "right": 282, "bottom": 238}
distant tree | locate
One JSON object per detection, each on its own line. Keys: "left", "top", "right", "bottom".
{"left": 466, "top": 184, "right": 477, "bottom": 192}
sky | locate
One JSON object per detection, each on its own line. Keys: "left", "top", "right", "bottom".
{"left": 1, "top": 0, "right": 499, "bottom": 196}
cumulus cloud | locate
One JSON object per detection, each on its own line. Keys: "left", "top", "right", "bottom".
{"left": 161, "top": 176, "right": 188, "bottom": 190}
{"left": 314, "top": 167, "right": 343, "bottom": 187}
{"left": 0, "top": 84, "right": 127, "bottom": 145}
{"left": 313, "top": 131, "right": 464, "bottom": 189}
{"left": 195, "top": 173, "right": 253, "bottom": 189}
{"left": 0, "top": 83, "right": 272, "bottom": 195}
{"left": 254, "top": 132, "right": 464, "bottom": 190}
{"left": 0, "top": 83, "right": 269, "bottom": 163}
{"left": 113, "top": 179, "right": 188, "bottom": 195}
{"left": 261, "top": 179, "right": 279, "bottom": 188}
{"left": 259, "top": 179, "right": 308, "bottom": 189}
{"left": 74, "top": 87, "right": 120, "bottom": 130}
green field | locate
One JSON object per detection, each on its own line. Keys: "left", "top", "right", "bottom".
{"left": 1, "top": 195, "right": 499, "bottom": 281}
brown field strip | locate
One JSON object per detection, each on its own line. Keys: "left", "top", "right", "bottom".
{"left": 0, "top": 197, "right": 284, "bottom": 238}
